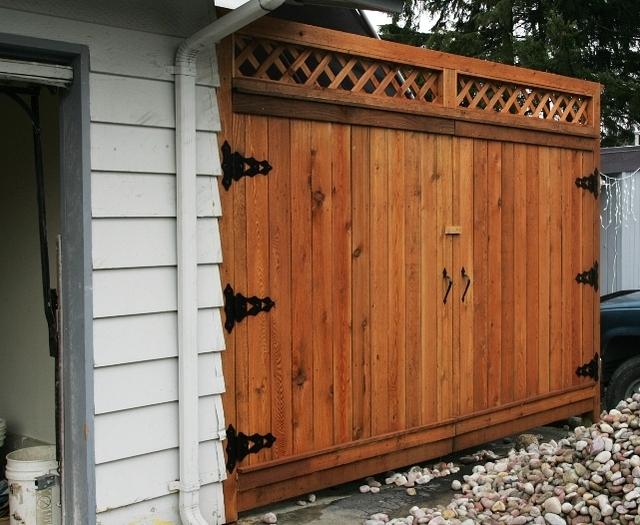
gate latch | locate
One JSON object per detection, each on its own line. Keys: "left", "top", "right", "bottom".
{"left": 576, "top": 261, "right": 599, "bottom": 291}
{"left": 225, "top": 424, "right": 276, "bottom": 473}
{"left": 221, "top": 141, "right": 272, "bottom": 191}
{"left": 575, "top": 168, "right": 599, "bottom": 198}
{"left": 576, "top": 353, "right": 599, "bottom": 381}
{"left": 223, "top": 284, "right": 275, "bottom": 333}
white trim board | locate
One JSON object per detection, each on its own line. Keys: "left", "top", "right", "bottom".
{"left": 0, "top": 57, "right": 73, "bottom": 87}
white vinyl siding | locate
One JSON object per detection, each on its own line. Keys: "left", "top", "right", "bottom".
{"left": 0, "top": 5, "right": 227, "bottom": 524}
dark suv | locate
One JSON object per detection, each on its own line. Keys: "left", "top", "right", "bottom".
{"left": 601, "top": 289, "right": 640, "bottom": 408}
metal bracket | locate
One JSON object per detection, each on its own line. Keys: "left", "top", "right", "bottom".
{"left": 575, "top": 168, "right": 599, "bottom": 199}
{"left": 575, "top": 261, "right": 599, "bottom": 291}
{"left": 576, "top": 353, "right": 599, "bottom": 381}
{"left": 225, "top": 424, "right": 276, "bottom": 473}
{"left": 221, "top": 140, "right": 272, "bottom": 191}
{"left": 223, "top": 284, "right": 275, "bottom": 333}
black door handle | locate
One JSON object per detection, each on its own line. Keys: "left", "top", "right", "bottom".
{"left": 461, "top": 267, "right": 471, "bottom": 302}
{"left": 442, "top": 268, "right": 453, "bottom": 304}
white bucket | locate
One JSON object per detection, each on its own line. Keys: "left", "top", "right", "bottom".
{"left": 5, "top": 446, "right": 61, "bottom": 525}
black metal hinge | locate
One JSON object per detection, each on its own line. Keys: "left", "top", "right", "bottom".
{"left": 225, "top": 424, "right": 276, "bottom": 473}
{"left": 575, "top": 168, "right": 599, "bottom": 199}
{"left": 576, "top": 353, "right": 599, "bottom": 381}
{"left": 575, "top": 261, "right": 599, "bottom": 291}
{"left": 223, "top": 284, "right": 275, "bottom": 333}
{"left": 221, "top": 141, "right": 272, "bottom": 191}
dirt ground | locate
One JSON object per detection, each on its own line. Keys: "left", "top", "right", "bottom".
{"left": 236, "top": 425, "right": 574, "bottom": 525}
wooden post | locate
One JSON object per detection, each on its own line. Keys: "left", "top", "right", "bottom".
{"left": 442, "top": 68, "right": 457, "bottom": 108}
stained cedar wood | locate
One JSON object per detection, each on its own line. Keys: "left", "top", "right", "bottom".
{"left": 351, "top": 126, "right": 371, "bottom": 440}
{"left": 571, "top": 149, "right": 583, "bottom": 387}
{"left": 500, "top": 142, "right": 515, "bottom": 404}
{"left": 420, "top": 134, "right": 438, "bottom": 425}
{"left": 537, "top": 147, "right": 551, "bottom": 395}
{"left": 246, "top": 114, "right": 272, "bottom": 463}
{"left": 268, "top": 117, "right": 292, "bottom": 458}
{"left": 549, "top": 147, "right": 563, "bottom": 392}
{"left": 561, "top": 148, "right": 574, "bottom": 390}
{"left": 437, "top": 135, "right": 454, "bottom": 421}
{"left": 332, "top": 123, "right": 352, "bottom": 444}
{"left": 473, "top": 140, "right": 489, "bottom": 412}
{"left": 216, "top": 37, "right": 238, "bottom": 522}
{"left": 451, "top": 138, "right": 461, "bottom": 418}
{"left": 388, "top": 129, "right": 406, "bottom": 431}
{"left": 290, "top": 120, "right": 314, "bottom": 454}
{"left": 513, "top": 144, "right": 528, "bottom": 402}
{"left": 487, "top": 141, "right": 502, "bottom": 407}
{"left": 525, "top": 145, "right": 540, "bottom": 398}
{"left": 582, "top": 150, "right": 595, "bottom": 381}
{"left": 457, "top": 138, "right": 474, "bottom": 416}
{"left": 370, "top": 127, "right": 390, "bottom": 435}
{"left": 404, "top": 132, "right": 422, "bottom": 428}
{"left": 311, "top": 121, "right": 334, "bottom": 450}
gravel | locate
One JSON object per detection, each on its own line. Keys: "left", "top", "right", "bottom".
{"left": 365, "top": 394, "right": 640, "bottom": 525}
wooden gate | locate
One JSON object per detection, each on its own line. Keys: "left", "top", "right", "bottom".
{"left": 217, "top": 17, "right": 601, "bottom": 520}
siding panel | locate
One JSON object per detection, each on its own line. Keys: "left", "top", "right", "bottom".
{"left": 90, "top": 73, "right": 219, "bottom": 131}
{"left": 91, "top": 173, "right": 221, "bottom": 218}
{"left": 92, "top": 265, "right": 222, "bottom": 318}
{"left": 94, "top": 353, "right": 224, "bottom": 414}
{"left": 94, "top": 396, "right": 224, "bottom": 463}
{"left": 93, "top": 308, "right": 224, "bottom": 367}
{"left": 92, "top": 217, "right": 221, "bottom": 268}
{"left": 95, "top": 440, "right": 225, "bottom": 512}
{"left": 91, "top": 124, "right": 218, "bottom": 175}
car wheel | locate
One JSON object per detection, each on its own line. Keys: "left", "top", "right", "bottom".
{"left": 605, "top": 356, "right": 640, "bottom": 409}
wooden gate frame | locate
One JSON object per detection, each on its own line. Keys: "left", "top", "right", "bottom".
{"left": 216, "top": 16, "right": 601, "bottom": 521}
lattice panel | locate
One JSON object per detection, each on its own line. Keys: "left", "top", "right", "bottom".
{"left": 234, "top": 35, "right": 441, "bottom": 104}
{"left": 457, "top": 75, "right": 591, "bottom": 125}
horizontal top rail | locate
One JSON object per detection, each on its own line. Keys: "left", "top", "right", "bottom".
{"left": 233, "top": 17, "right": 601, "bottom": 134}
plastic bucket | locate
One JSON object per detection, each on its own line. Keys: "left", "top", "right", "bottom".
{"left": 5, "top": 446, "right": 60, "bottom": 525}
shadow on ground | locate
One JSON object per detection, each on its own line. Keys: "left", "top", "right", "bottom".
{"left": 237, "top": 425, "right": 573, "bottom": 525}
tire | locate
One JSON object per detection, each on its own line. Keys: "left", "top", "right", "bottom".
{"left": 605, "top": 356, "right": 640, "bottom": 410}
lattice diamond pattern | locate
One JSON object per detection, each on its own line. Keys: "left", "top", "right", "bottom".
{"left": 457, "top": 75, "right": 590, "bottom": 125}
{"left": 235, "top": 35, "right": 441, "bottom": 104}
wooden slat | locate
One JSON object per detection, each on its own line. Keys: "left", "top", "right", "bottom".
{"left": 500, "top": 142, "right": 515, "bottom": 405}
{"left": 267, "top": 117, "right": 293, "bottom": 459}
{"left": 549, "top": 147, "right": 563, "bottom": 391}
{"left": 487, "top": 141, "right": 502, "bottom": 407}
{"left": 581, "top": 150, "right": 595, "bottom": 381}
{"left": 311, "top": 121, "right": 334, "bottom": 449}
{"left": 456, "top": 138, "right": 474, "bottom": 416}
{"left": 436, "top": 135, "right": 454, "bottom": 420}
{"left": 351, "top": 126, "right": 371, "bottom": 440}
{"left": 388, "top": 129, "right": 406, "bottom": 430}
{"left": 245, "top": 115, "right": 272, "bottom": 464}
{"left": 473, "top": 140, "right": 489, "bottom": 411}
{"left": 513, "top": 144, "right": 528, "bottom": 401}
{"left": 538, "top": 147, "right": 551, "bottom": 394}
{"left": 404, "top": 131, "right": 422, "bottom": 427}
{"left": 289, "top": 119, "right": 315, "bottom": 454}
{"left": 420, "top": 134, "right": 438, "bottom": 424}
{"left": 370, "top": 127, "right": 390, "bottom": 435}
{"left": 526, "top": 145, "right": 540, "bottom": 397}
{"left": 330, "top": 124, "right": 353, "bottom": 444}
{"left": 561, "top": 149, "right": 574, "bottom": 389}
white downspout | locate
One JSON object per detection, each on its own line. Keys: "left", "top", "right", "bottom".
{"left": 173, "top": 0, "right": 285, "bottom": 523}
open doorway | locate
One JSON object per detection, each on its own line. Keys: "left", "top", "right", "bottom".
{"left": 0, "top": 83, "right": 62, "bottom": 520}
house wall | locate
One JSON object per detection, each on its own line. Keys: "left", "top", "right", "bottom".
{"left": 0, "top": 2, "right": 228, "bottom": 524}
{"left": 0, "top": 89, "right": 59, "bottom": 445}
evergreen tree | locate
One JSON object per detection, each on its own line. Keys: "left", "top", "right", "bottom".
{"left": 381, "top": 0, "right": 640, "bottom": 146}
